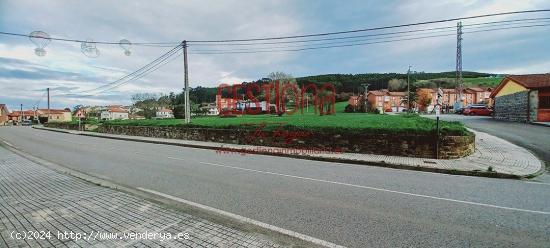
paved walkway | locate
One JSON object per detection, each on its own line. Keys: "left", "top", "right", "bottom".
{"left": 0, "top": 146, "right": 289, "bottom": 248}
{"left": 35, "top": 126, "right": 543, "bottom": 178}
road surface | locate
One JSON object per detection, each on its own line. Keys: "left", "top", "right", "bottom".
{"left": 1, "top": 127, "right": 549, "bottom": 248}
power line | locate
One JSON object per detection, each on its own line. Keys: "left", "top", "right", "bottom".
{"left": 59, "top": 45, "right": 183, "bottom": 96}
{"left": 88, "top": 49, "right": 183, "bottom": 95}
{"left": 0, "top": 31, "right": 179, "bottom": 46}
{"left": 186, "top": 9, "right": 550, "bottom": 43}
{"left": 1, "top": 10, "right": 549, "bottom": 47}
{"left": 187, "top": 23, "right": 550, "bottom": 54}
{"left": 189, "top": 20, "right": 550, "bottom": 52}
{"left": 68, "top": 45, "right": 183, "bottom": 94}
{"left": 188, "top": 17, "right": 550, "bottom": 47}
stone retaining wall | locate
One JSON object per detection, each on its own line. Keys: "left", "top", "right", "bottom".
{"left": 73, "top": 125, "right": 474, "bottom": 159}
{"left": 494, "top": 91, "right": 529, "bottom": 122}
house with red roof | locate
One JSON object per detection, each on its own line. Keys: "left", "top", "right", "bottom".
{"left": 490, "top": 74, "right": 550, "bottom": 122}
{"left": 367, "top": 90, "right": 407, "bottom": 112}
{"left": 37, "top": 109, "right": 72, "bottom": 123}
{"left": 100, "top": 107, "right": 129, "bottom": 120}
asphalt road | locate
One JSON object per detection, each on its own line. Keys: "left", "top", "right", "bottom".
{"left": 1, "top": 127, "right": 549, "bottom": 248}
{"left": 428, "top": 115, "right": 550, "bottom": 182}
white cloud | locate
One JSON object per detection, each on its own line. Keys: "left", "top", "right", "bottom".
{"left": 1, "top": 0, "right": 549, "bottom": 109}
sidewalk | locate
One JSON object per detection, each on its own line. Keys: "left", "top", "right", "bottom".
{"left": 34, "top": 126, "right": 544, "bottom": 179}
{"left": 0, "top": 145, "right": 314, "bottom": 248}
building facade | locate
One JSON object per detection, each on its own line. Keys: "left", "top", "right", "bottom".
{"left": 367, "top": 90, "right": 407, "bottom": 112}
{"left": 101, "top": 107, "right": 129, "bottom": 120}
{"left": 490, "top": 74, "right": 550, "bottom": 122}
{"left": 156, "top": 108, "right": 174, "bottom": 118}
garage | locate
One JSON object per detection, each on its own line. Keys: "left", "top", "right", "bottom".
{"left": 490, "top": 74, "right": 550, "bottom": 123}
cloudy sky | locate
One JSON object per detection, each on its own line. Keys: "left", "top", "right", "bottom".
{"left": 1, "top": 0, "right": 549, "bottom": 110}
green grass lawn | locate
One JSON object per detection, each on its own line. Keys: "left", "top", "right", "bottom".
{"left": 103, "top": 102, "right": 468, "bottom": 136}
{"left": 462, "top": 77, "right": 503, "bottom": 87}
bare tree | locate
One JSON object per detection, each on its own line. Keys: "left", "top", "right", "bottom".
{"left": 388, "top": 78, "right": 406, "bottom": 91}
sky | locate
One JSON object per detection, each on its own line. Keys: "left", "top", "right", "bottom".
{"left": 0, "top": 0, "right": 549, "bottom": 110}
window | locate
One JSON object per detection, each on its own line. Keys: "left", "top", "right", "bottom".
{"left": 540, "top": 96, "right": 550, "bottom": 109}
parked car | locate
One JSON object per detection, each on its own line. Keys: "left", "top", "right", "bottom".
{"left": 462, "top": 105, "right": 493, "bottom": 116}
{"left": 21, "top": 120, "right": 33, "bottom": 126}
{"left": 455, "top": 107, "right": 465, "bottom": 114}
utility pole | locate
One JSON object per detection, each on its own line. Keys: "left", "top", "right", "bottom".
{"left": 183, "top": 41, "right": 190, "bottom": 124}
{"left": 455, "top": 21, "right": 464, "bottom": 108}
{"left": 20, "top": 104, "right": 23, "bottom": 124}
{"left": 407, "top": 66, "right": 411, "bottom": 112}
{"left": 47, "top": 87, "right": 50, "bottom": 123}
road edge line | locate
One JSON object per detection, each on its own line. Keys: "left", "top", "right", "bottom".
{"left": 0, "top": 138, "right": 344, "bottom": 248}
{"left": 138, "top": 188, "right": 345, "bottom": 248}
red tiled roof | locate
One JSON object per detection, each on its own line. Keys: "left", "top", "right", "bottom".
{"left": 506, "top": 74, "right": 550, "bottom": 88}
{"left": 38, "top": 109, "right": 70, "bottom": 114}
{"left": 106, "top": 108, "right": 128, "bottom": 113}
{"left": 491, "top": 74, "right": 550, "bottom": 98}
{"left": 8, "top": 110, "right": 36, "bottom": 117}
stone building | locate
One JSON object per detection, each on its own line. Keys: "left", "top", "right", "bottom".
{"left": 490, "top": 74, "right": 550, "bottom": 122}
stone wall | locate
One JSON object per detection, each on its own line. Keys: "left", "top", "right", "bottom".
{"left": 494, "top": 91, "right": 529, "bottom": 122}
{"left": 90, "top": 125, "right": 474, "bottom": 159}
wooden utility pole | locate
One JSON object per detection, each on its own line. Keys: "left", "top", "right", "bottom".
{"left": 183, "top": 41, "right": 190, "bottom": 124}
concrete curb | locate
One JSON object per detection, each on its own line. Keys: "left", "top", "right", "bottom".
{"left": 33, "top": 126, "right": 536, "bottom": 179}
{"left": 530, "top": 122, "right": 550, "bottom": 128}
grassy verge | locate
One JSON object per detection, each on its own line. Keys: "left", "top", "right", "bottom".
{"left": 103, "top": 112, "right": 468, "bottom": 136}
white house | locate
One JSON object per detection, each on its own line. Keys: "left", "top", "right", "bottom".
{"left": 200, "top": 104, "right": 219, "bottom": 116}
{"left": 101, "top": 107, "right": 129, "bottom": 120}
{"left": 156, "top": 108, "right": 174, "bottom": 119}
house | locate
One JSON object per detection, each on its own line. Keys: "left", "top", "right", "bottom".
{"left": 216, "top": 95, "right": 237, "bottom": 111}
{"left": 490, "top": 74, "right": 550, "bottom": 122}
{"left": 200, "top": 104, "right": 219, "bottom": 116}
{"left": 367, "top": 90, "right": 407, "bottom": 112}
{"left": 416, "top": 87, "right": 492, "bottom": 111}
{"left": 74, "top": 109, "right": 86, "bottom": 119}
{"left": 8, "top": 110, "right": 38, "bottom": 122}
{"left": 101, "top": 107, "right": 129, "bottom": 120}
{"left": 0, "top": 104, "right": 9, "bottom": 125}
{"left": 156, "top": 108, "right": 174, "bottom": 119}
{"left": 38, "top": 109, "right": 72, "bottom": 122}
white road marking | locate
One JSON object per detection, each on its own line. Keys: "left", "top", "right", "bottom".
{"left": 525, "top": 181, "right": 550, "bottom": 186}
{"left": 2, "top": 140, "right": 15, "bottom": 148}
{"left": 138, "top": 187, "right": 345, "bottom": 248}
{"left": 167, "top": 159, "right": 549, "bottom": 215}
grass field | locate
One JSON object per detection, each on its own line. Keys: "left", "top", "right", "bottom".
{"left": 414, "top": 77, "right": 503, "bottom": 88}
{"left": 102, "top": 102, "right": 468, "bottom": 136}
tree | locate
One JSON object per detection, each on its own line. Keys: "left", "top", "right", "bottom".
{"left": 401, "top": 91, "right": 418, "bottom": 111}
{"left": 131, "top": 93, "right": 159, "bottom": 119}
{"left": 417, "top": 90, "right": 433, "bottom": 112}
{"left": 72, "top": 105, "right": 83, "bottom": 115}
{"left": 388, "top": 78, "right": 406, "bottom": 91}
{"left": 267, "top": 71, "right": 299, "bottom": 115}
